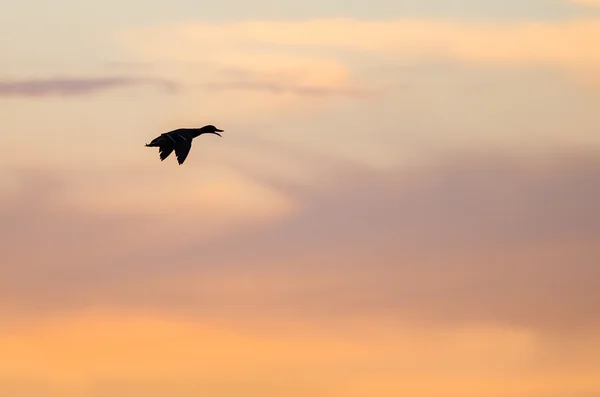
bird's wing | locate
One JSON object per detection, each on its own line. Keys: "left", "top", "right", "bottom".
{"left": 174, "top": 135, "right": 192, "bottom": 165}
{"left": 159, "top": 143, "right": 174, "bottom": 161}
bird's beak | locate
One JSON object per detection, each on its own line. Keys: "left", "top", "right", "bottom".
{"left": 216, "top": 128, "right": 224, "bottom": 132}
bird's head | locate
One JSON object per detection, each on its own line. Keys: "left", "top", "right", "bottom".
{"left": 202, "top": 124, "right": 224, "bottom": 137}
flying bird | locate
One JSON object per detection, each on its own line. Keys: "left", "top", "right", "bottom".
{"left": 145, "top": 125, "right": 223, "bottom": 165}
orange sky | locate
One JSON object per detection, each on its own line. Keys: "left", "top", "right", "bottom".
{"left": 1, "top": 1, "right": 600, "bottom": 396}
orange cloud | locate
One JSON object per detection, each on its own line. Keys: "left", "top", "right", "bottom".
{"left": 120, "top": 18, "right": 600, "bottom": 74}
{"left": 118, "top": 26, "right": 358, "bottom": 96}
{"left": 1, "top": 311, "right": 599, "bottom": 397}
{"left": 65, "top": 165, "right": 294, "bottom": 220}
{"left": 0, "top": 164, "right": 295, "bottom": 307}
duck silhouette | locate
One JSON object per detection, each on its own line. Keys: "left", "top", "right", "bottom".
{"left": 145, "top": 125, "right": 223, "bottom": 165}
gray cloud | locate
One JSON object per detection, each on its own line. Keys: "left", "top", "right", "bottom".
{"left": 0, "top": 76, "right": 178, "bottom": 97}
{"left": 151, "top": 149, "right": 600, "bottom": 331}
{"left": 0, "top": 73, "right": 368, "bottom": 98}
{"left": 0, "top": 149, "right": 599, "bottom": 333}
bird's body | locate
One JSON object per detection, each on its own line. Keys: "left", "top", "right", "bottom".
{"left": 145, "top": 125, "right": 223, "bottom": 165}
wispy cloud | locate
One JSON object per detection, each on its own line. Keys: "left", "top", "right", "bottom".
{"left": 201, "top": 80, "right": 372, "bottom": 97}
{"left": 0, "top": 76, "right": 178, "bottom": 97}
{"left": 121, "top": 18, "right": 600, "bottom": 79}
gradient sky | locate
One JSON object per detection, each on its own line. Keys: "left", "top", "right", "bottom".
{"left": 2, "top": 1, "right": 600, "bottom": 396}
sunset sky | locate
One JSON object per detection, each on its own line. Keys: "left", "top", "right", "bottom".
{"left": 1, "top": 1, "right": 600, "bottom": 396}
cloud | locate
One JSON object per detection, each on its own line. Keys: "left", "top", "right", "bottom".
{"left": 131, "top": 148, "right": 600, "bottom": 333}
{"left": 1, "top": 144, "right": 600, "bottom": 396}
{"left": 0, "top": 163, "right": 294, "bottom": 316}
{"left": 1, "top": 146, "right": 599, "bottom": 335}
{"left": 118, "top": 27, "right": 370, "bottom": 97}
{"left": 201, "top": 80, "right": 372, "bottom": 97}
{"left": 189, "top": 65, "right": 372, "bottom": 98}
{"left": 0, "top": 310, "right": 548, "bottom": 397}
{"left": 1, "top": 310, "right": 599, "bottom": 397}
{"left": 0, "top": 76, "right": 178, "bottom": 97}
{"left": 120, "top": 18, "right": 600, "bottom": 79}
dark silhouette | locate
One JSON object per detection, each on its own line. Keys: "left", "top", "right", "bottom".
{"left": 145, "top": 125, "right": 223, "bottom": 165}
